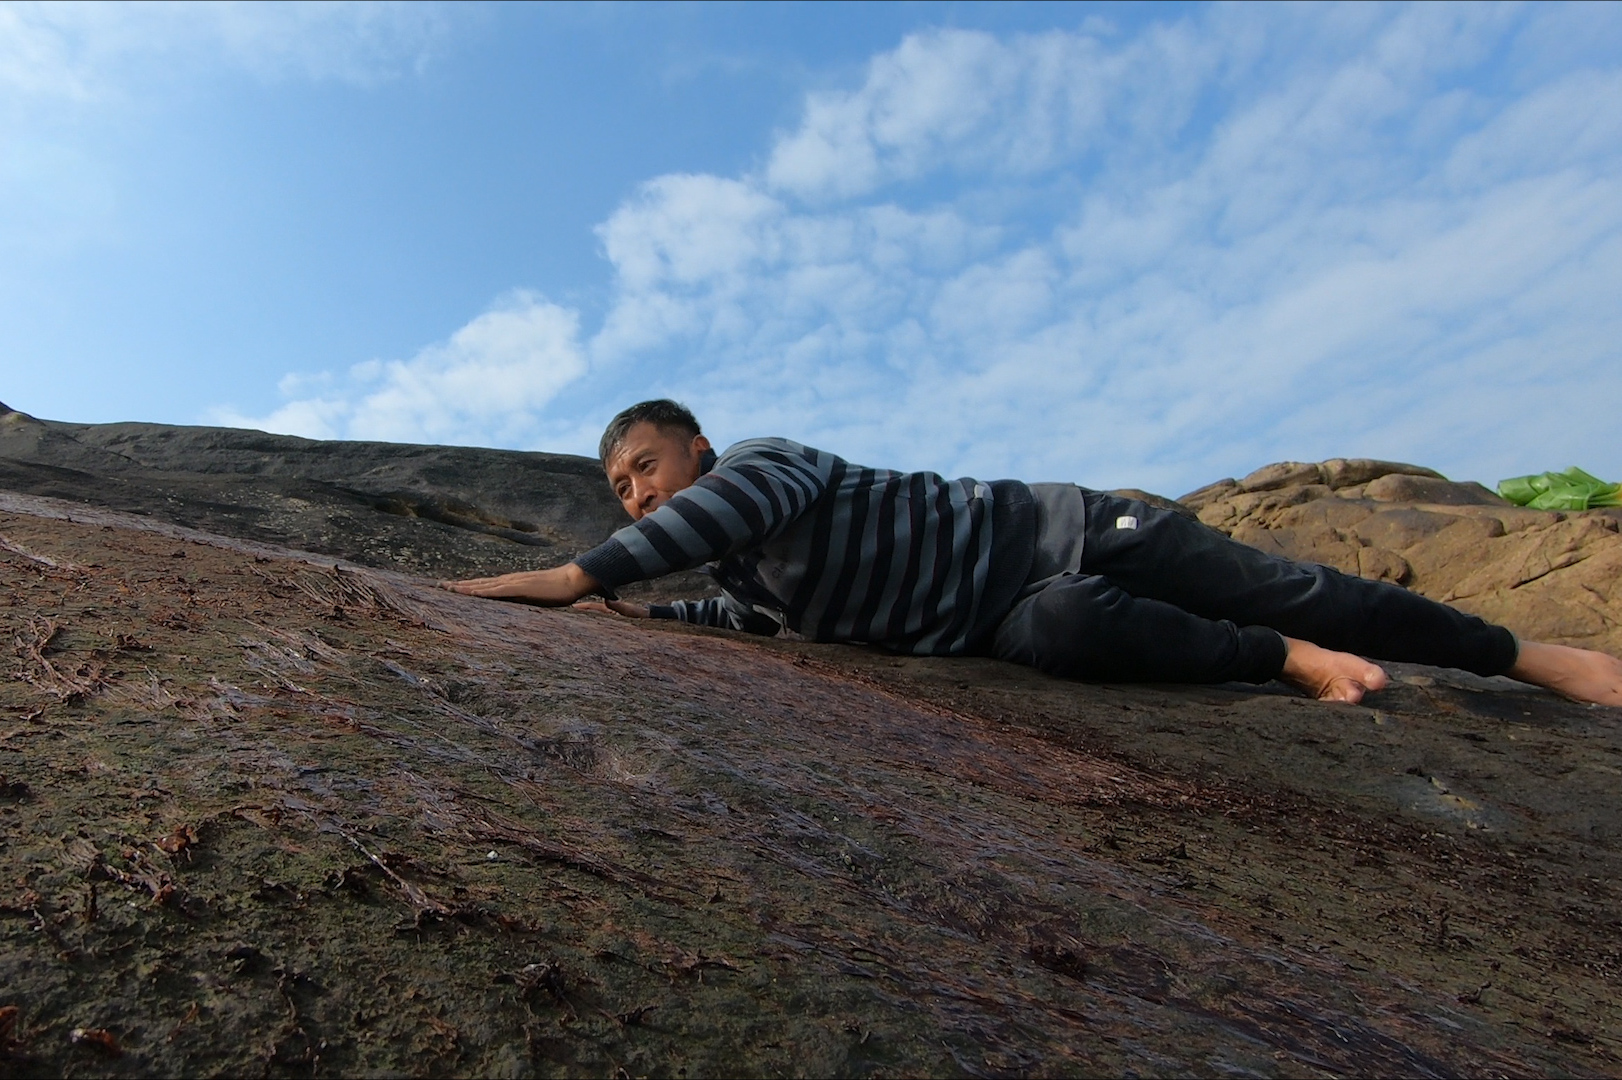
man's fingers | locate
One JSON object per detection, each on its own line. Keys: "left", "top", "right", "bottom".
{"left": 441, "top": 580, "right": 504, "bottom": 596}
{"left": 570, "top": 600, "right": 650, "bottom": 618}
{"left": 439, "top": 578, "right": 502, "bottom": 593}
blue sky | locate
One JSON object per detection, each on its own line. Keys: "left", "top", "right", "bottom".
{"left": 3, "top": 1, "right": 1620, "bottom": 496}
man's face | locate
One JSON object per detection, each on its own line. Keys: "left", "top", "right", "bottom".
{"left": 605, "top": 422, "right": 712, "bottom": 521}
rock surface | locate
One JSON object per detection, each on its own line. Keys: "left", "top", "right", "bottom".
{"left": 2, "top": 412, "right": 1620, "bottom": 1076}
{"left": 1180, "top": 458, "right": 1622, "bottom": 657}
{"left": 0, "top": 404, "right": 706, "bottom": 600}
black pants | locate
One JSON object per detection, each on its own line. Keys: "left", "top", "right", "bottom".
{"left": 990, "top": 491, "right": 1519, "bottom": 685}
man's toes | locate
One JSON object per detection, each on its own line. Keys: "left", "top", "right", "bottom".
{"left": 1361, "top": 664, "right": 1390, "bottom": 692}
{"left": 1320, "top": 676, "right": 1367, "bottom": 703}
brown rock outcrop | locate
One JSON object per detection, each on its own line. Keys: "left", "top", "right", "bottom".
{"left": 1181, "top": 458, "right": 1622, "bottom": 656}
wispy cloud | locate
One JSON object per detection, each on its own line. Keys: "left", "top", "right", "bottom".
{"left": 237, "top": 3, "right": 1622, "bottom": 494}
{"left": 212, "top": 291, "right": 587, "bottom": 446}
{"left": 0, "top": 0, "right": 447, "bottom": 99}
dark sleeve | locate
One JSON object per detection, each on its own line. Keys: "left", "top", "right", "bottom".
{"left": 649, "top": 594, "right": 784, "bottom": 637}
{"left": 573, "top": 440, "right": 830, "bottom": 592}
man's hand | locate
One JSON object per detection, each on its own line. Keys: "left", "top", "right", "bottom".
{"left": 572, "top": 599, "right": 651, "bottom": 619}
{"left": 438, "top": 563, "right": 600, "bottom": 606}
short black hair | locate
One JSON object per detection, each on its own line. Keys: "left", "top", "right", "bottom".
{"left": 598, "top": 399, "right": 702, "bottom": 466}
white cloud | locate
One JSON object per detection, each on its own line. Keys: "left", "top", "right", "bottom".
{"left": 763, "top": 28, "right": 1118, "bottom": 201}
{"left": 214, "top": 292, "right": 589, "bottom": 446}
{"left": 221, "top": 4, "right": 1622, "bottom": 496}
{"left": 212, "top": 395, "right": 348, "bottom": 442}
{"left": 574, "top": 4, "right": 1622, "bottom": 494}
{"left": 0, "top": 1, "right": 446, "bottom": 99}
{"left": 598, "top": 174, "right": 784, "bottom": 291}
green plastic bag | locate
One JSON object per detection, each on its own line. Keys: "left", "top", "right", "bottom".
{"left": 1498, "top": 467, "right": 1622, "bottom": 511}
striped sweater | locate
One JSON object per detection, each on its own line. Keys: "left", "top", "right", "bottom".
{"left": 572, "top": 438, "right": 1035, "bottom": 656}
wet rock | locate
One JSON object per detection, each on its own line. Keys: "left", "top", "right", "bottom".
{"left": 2, "top": 495, "right": 1618, "bottom": 1078}
{"left": 1319, "top": 457, "right": 1445, "bottom": 490}
{"left": 1364, "top": 473, "right": 1505, "bottom": 505}
{"left": 1356, "top": 545, "right": 1412, "bottom": 585}
{"left": 3, "top": 419, "right": 1621, "bottom": 1076}
{"left": 1225, "top": 458, "right": 1444, "bottom": 496}
{"left": 1104, "top": 487, "right": 1200, "bottom": 520}
{"left": 1237, "top": 460, "right": 1325, "bottom": 492}
{"left": 1175, "top": 477, "right": 1240, "bottom": 511}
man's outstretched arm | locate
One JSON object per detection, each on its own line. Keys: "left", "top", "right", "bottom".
{"left": 440, "top": 562, "right": 600, "bottom": 606}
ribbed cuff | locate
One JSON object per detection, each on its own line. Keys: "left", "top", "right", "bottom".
{"left": 572, "top": 539, "right": 645, "bottom": 592}
{"left": 1235, "top": 626, "right": 1290, "bottom": 684}
{"left": 1476, "top": 625, "right": 1520, "bottom": 677}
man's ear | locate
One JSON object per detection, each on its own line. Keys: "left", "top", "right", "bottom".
{"left": 691, "top": 433, "right": 712, "bottom": 455}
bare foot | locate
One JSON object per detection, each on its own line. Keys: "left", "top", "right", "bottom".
{"left": 1508, "top": 640, "right": 1622, "bottom": 706}
{"left": 1280, "top": 637, "right": 1390, "bottom": 703}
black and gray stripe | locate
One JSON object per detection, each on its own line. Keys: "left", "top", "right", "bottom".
{"left": 572, "top": 438, "right": 1036, "bottom": 656}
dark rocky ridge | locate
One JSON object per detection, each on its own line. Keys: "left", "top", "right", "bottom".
{"left": 2, "top": 404, "right": 1620, "bottom": 1076}
{"left": 0, "top": 403, "right": 703, "bottom": 598}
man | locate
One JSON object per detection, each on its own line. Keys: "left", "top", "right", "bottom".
{"left": 443, "top": 400, "right": 1622, "bottom": 707}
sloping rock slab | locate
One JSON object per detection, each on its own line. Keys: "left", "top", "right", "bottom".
{"left": 2, "top": 492, "right": 1619, "bottom": 1077}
